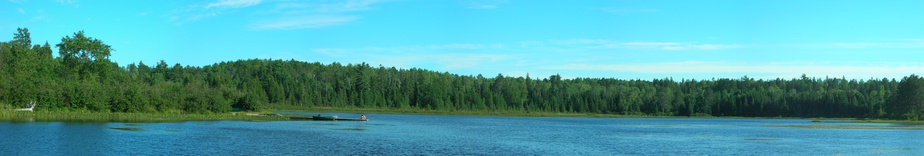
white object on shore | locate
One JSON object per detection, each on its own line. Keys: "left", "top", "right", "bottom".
{"left": 15, "top": 101, "right": 35, "bottom": 112}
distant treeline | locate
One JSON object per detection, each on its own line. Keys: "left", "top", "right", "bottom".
{"left": 2, "top": 28, "right": 922, "bottom": 119}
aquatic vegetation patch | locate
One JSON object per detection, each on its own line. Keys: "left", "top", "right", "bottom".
{"left": 855, "top": 119, "right": 924, "bottom": 125}
{"left": 124, "top": 123, "right": 146, "bottom": 126}
{"left": 335, "top": 128, "right": 366, "bottom": 131}
{"left": 110, "top": 127, "right": 145, "bottom": 131}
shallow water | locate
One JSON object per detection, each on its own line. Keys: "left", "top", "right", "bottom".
{"left": 1, "top": 112, "right": 922, "bottom": 155}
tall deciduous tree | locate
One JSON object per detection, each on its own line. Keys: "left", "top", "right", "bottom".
{"left": 56, "top": 31, "right": 112, "bottom": 78}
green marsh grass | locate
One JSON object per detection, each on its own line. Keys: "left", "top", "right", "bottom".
{"left": 0, "top": 111, "right": 288, "bottom": 122}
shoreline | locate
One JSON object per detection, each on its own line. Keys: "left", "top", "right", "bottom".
{"left": 2, "top": 108, "right": 922, "bottom": 125}
{"left": 273, "top": 107, "right": 924, "bottom": 124}
{"left": 274, "top": 106, "right": 800, "bottom": 119}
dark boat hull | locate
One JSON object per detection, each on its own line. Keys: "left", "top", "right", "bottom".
{"left": 289, "top": 116, "right": 366, "bottom": 121}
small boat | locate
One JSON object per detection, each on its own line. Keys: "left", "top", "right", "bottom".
{"left": 15, "top": 101, "right": 36, "bottom": 112}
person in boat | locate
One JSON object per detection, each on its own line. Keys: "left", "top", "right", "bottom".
{"left": 361, "top": 115, "right": 366, "bottom": 120}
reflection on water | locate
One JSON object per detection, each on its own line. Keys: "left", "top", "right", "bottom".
{"left": 1, "top": 113, "right": 922, "bottom": 155}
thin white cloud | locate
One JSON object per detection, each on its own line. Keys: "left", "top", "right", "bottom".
{"left": 315, "top": 43, "right": 502, "bottom": 53}
{"left": 305, "top": 38, "right": 921, "bottom": 80}
{"left": 307, "top": 38, "right": 919, "bottom": 80}
{"left": 772, "top": 39, "right": 924, "bottom": 49}
{"left": 544, "top": 61, "right": 924, "bottom": 79}
{"left": 549, "top": 39, "right": 743, "bottom": 50}
{"left": 320, "top": 0, "right": 380, "bottom": 12}
{"left": 167, "top": 0, "right": 385, "bottom": 28}
{"left": 186, "top": 12, "right": 219, "bottom": 21}
{"left": 468, "top": 5, "right": 496, "bottom": 9}
{"left": 311, "top": 43, "right": 510, "bottom": 70}
{"left": 544, "top": 39, "right": 924, "bottom": 51}
{"left": 463, "top": 0, "right": 507, "bottom": 10}
{"left": 17, "top": 8, "right": 25, "bottom": 14}
{"left": 254, "top": 15, "right": 356, "bottom": 30}
{"left": 168, "top": 0, "right": 262, "bottom": 25}
{"left": 902, "top": 38, "right": 924, "bottom": 43}
{"left": 270, "top": 0, "right": 381, "bottom": 14}
{"left": 313, "top": 48, "right": 355, "bottom": 57}
{"left": 684, "top": 44, "right": 743, "bottom": 50}
{"left": 55, "top": 0, "right": 79, "bottom": 7}
{"left": 817, "top": 42, "right": 923, "bottom": 49}
{"left": 30, "top": 15, "right": 50, "bottom": 22}
{"left": 427, "top": 43, "right": 504, "bottom": 50}
{"left": 437, "top": 54, "right": 509, "bottom": 70}
{"left": 253, "top": 0, "right": 384, "bottom": 30}
{"left": 204, "top": 0, "right": 261, "bottom": 9}
{"left": 548, "top": 39, "right": 921, "bottom": 51}
{"left": 55, "top": 0, "right": 74, "bottom": 4}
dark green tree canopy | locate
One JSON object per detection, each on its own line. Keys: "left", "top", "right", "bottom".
{"left": 55, "top": 31, "right": 113, "bottom": 77}
{"left": 56, "top": 31, "right": 112, "bottom": 63}
{"left": 13, "top": 28, "right": 31, "bottom": 46}
{"left": 890, "top": 75, "right": 924, "bottom": 120}
{"left": 2, "top": 28, "right": 922, "bottom": 119}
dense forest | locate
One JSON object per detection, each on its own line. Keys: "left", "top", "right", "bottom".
{"left": 2, "top": 28, "right": 922, "bottom": 119}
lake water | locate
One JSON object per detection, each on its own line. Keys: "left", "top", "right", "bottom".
{"left": 1, "top": 112, "right": 922, "bottom": 155}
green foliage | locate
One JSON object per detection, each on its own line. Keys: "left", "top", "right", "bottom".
{"left": 56, "top": 31, "right": 112, "bottom": 78}
{"left": 888, "top": 75, "right": 924, "bottom": 120}
{"left": 1, "top": 28, "right": 921, "bottom": 119}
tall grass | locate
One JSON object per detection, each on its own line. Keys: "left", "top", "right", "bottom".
{"left": 0, "top": 111, "right": 288, "bottom": 122}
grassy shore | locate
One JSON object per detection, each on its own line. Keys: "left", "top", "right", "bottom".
{"left": 3, "top": 105, "right": 922, "bottom": 125}
{"left": 0, "top": 111, "right": 289, "bottom": 122}
{"left": 274, "top": 106, "right": 924, "bottom": 125}
{"left": 270, "top": 106, "right": 801, "bottom": 119}
{"left": 273, "top": 106, "right": 656, "bottom": 118}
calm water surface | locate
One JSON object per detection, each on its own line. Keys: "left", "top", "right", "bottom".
{"left": 1, "top": 112, "right": 922, "bottom": 155}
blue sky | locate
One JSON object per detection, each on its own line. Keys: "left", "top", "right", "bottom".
{"left": 2, "top": 0, "right": 922, "bottom": 80}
